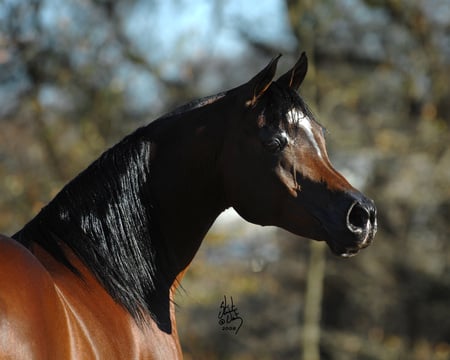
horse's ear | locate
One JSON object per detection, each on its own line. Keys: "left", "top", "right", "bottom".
{"left": 244, "top": 54, "right": 281, "bottom": 107}
{"left": 276, "top": 52, "right": 307, "bottom": 91}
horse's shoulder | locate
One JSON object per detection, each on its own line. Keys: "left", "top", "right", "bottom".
{"left": 0, "top": 234, "right": 63, "bottom": 320}
{"left": 0, "top": 234, "right": 72, "bottom": 358}
{"left": 0, "top": 234, "right": 53, "bottom": 286}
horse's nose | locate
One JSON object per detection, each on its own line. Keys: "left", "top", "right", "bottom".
{"left": 346, "top": 197, "right": 377, "bottom": 246}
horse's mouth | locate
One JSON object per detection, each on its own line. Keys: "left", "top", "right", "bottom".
{"left": 326, "top": 226, "right": 376, "bottom": 258}
{"left": 338, "top": 247, "right": 361, "bottom": 258}
{"left": 326, "top": 242, "right": 360, "bottom": 257}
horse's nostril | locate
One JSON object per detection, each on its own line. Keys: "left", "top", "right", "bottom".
{"left": 347, "top": 202, "right": 370, "bottom": 232}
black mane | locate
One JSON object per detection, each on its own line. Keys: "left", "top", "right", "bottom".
{"left": 160, "top": 92, "right": 227, "bottom": 119}
{"left": 13, "top": 124, "right": 171, "bottom": 323}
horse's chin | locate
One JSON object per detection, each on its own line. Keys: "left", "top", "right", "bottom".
{"left": 324, "top": 239, "right": 366, "bottom": 258}
{"left": 334, "top": 246, "right": 361, "bottom": 258}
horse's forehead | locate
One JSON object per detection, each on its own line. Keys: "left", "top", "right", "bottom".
{"left": 285, "top": 107, "right": 311, "bottom": 128}
{"left": 285, "top": 107, "right": 323, "bottom": 158}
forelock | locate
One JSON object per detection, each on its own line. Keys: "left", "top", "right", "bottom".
{"left": 260, "top": 84, "right": 316, "bottom": 135}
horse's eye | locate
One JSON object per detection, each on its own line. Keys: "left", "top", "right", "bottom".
{"left": 263, "top": 134, "right": 288, "bottom": 153}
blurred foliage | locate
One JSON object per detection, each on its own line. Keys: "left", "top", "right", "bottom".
{"left": 0, "top": 0, "right": 449, "bottom": 359}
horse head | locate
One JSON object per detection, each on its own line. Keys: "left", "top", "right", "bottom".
{"left": 222, "top": 54, "right": 377, "bottom": 257}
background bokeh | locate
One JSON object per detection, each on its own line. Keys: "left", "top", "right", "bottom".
{"left": 1, "top": 1, "right": 449, "bottom": 359}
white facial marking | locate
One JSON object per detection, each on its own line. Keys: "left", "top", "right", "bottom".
{"left": 286, "top": 108, "right": 322, "bottom": 158}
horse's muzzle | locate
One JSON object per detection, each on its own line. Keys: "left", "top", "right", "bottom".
{"left": 339, "top": 197, "right": 377, "bottom": 257}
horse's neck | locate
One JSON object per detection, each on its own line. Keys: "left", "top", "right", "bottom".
{"left": 149, "top": 106, "right": 229, "bottom": 278}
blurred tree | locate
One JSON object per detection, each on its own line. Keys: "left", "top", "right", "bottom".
{"left": 0, "top": 0, "right": 203, "bottom": 230}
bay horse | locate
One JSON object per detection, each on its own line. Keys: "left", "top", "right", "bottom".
{"left": 0, "top": 53, "right": 376, "bottom": 359}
